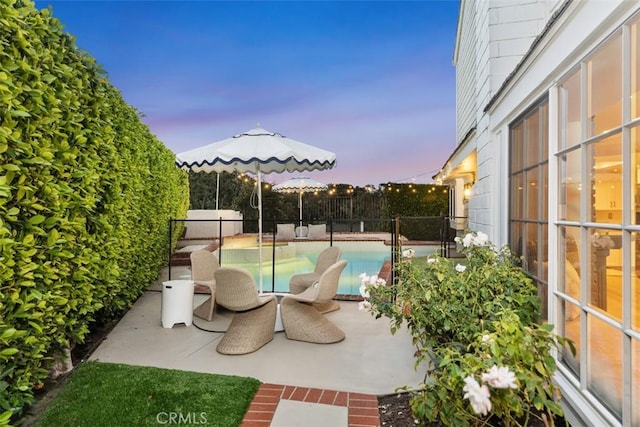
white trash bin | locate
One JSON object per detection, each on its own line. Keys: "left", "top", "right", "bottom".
{"left": 161, "top": 280, "right": 194, "bottom": 328}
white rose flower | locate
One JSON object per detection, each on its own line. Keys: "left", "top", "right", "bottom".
{"left": 358, "top": 300, "right": 371, "bottom": 311}
{"left": 481, "top": 334, "right": 494, "bottom": 346}
{"left": 402, "top": 248, "right": 415, "bottom": 259}
{"left": 481, "top": 365, "right": 518, "bottom": 389}
{"left": 463, "top": 376, "right": 492, "bottom": 416}
{"left": 359, "top": 284, "right": 370, "bottom": 298}
{"left": 474, "top": 231, "right": 489, "bottom": 246}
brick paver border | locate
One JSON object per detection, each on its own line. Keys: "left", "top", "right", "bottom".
{"left": 240, "top": 383, "right": 381, "bottom": 427}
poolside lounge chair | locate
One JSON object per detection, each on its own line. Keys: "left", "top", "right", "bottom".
{"left": 281, "top": 260, "right": 348, "bottom": 344}
{"left": 190, "top": 250, "right": 220, "bottom": 322}
{"left": 289, "top": 246, "right": 342, "bottom": 313}
{"left": 213, "top": 267, "right": 277, "bottom": 355}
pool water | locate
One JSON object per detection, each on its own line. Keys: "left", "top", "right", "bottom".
{"left": 219, "top": 241, "right": 438, "bottom": 295}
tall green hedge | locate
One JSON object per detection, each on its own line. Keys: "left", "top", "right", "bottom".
{"left": 382, "top": 183, "right": 449, "bottom": 240}
{"left": 0, "top": 0, "right": 189, "bottom": 421}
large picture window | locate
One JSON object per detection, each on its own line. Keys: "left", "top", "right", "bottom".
{"left": 556, "top": 19, "right": 640, "bottom": 424}
{"left": 509, "top": 99, "right": 549, "bottom": 318}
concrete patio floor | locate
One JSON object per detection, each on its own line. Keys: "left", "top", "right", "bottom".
{"left": 89, "top": 277, "right": 426, "bottom": 395}
{"left": 87, "top": 266, "right": 427, "bottom": 426}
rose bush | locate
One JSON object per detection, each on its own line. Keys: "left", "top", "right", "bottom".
{"left": 361, "top": 231, "right": 574, "bottom": 426}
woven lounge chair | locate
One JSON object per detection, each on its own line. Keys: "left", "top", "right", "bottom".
{"left": 190, "top": 250, "right": 220, "bottom": 322}
{"left": 281, "top": 260, "right": 348, "bottom": 344}
{"left": 214, "top": 267, "right": 277, "bottom": 355}
{"left": 289, "top": 246, "right": 342, "bottom": 314}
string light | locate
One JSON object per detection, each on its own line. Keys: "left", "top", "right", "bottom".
{"left": 391, "top": 168, "right": 441, "bottom": 184}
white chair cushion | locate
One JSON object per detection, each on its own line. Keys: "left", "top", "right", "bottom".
{"left": 307, "top": 224, "right": 326, "bottom": 239}
{"left": 295, "top": 226, "right": 308, "bottom": 238}
{"left": 276, "top": 223, "right": 295, "bottom": 240}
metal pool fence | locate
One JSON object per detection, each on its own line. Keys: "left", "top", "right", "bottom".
{"left": 167, "top": 215, "right": 468, "bottom": 290}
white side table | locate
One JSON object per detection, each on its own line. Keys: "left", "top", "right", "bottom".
{"left": 260, "top": 292, "right": 287, "bottom": 332}
{"left": 161, "top": 280, "right": 194, "bottom": 328}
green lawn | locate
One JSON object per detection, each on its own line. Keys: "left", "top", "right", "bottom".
{"left": 34, "top": 361, "right": 260, "bottom": 427}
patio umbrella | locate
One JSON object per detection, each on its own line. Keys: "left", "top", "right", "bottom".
{"left": 175, "top": 126, "right": 336, "bottom": 292}
{"left": 272, "top": 177, "right": 328, "bottom": 226}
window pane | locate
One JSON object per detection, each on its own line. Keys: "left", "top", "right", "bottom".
{"left": 541, "top": 223, "right": 548, "bottom": 282}
{"left": 559, "top": 148, "right": 582, "bottom": 221}
{"left": 633, "top": 338, "right": 640, "bottom": 426}
{"left": 541, "top": 101, "right": 549, "bottom": 159}
{"left": 525, "top": 109, "right": 540, "bottom": 167}
{"left": 587, "top": 314, "right": 622, "bottom": 419}
{"left": 587, "top": 228, "right": 622, "bottom": 320}
{"left": 633, "top": 127, "right": 640, "bottom": 225}
{"left": 526, "top": 168, "right": 539, "bottom": 219}
{"left": 560, "top": 226, "right": 582, "bottom": 300}
{"left": 511, "top": 121, "right": 524, "bottom": 172}
{"left": 524, "top": 223, "right": 538, "bottom": 276}
{"left": 511, "top": 173, "right": 525, "bottom": 220}
{"left": 560, "top": 299, "right": 580, "bottom": 377}
{"left": 559, "top": 70, "right": 581, "bottom": 149}
{"left": 588, "top": 133, "right": 622, "bottom": 224}
{"left": 631, "top": 16, "right": 640, "bottom": 119}
{"left": 542, "top": 163, "right": 549, "bottom": 221}
{"left": 632, "top": 232, "right": 640, "bottom": 332}
{"left": 531, "top": 222, "right": 548, "bottom": 320}
{"left": 511, "top": 221, "right": 524, "bottom": 259}
{"left": 587, "top": 32, "right": 622, "bottom": 137}
{"left": 569, "top": 228, "right": 582, "bottom": 273}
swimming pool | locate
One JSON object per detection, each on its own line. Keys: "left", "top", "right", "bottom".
{"left": 219, "top": 240, "right": 438, "bottom": 295}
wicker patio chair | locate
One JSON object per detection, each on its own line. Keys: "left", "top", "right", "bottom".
{"left": 213, "top": 267, "right": 277, "bottom": 355}
{"left": 190, "top": 250, "right": 220, "bottom": 321}
{"left": 281, "top": 260, "right": 347, "bottom": 344}
{"left": 289, "top": 246, "right": 342, "bottom": 314}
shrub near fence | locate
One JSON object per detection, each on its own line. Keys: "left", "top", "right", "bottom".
{"left": 363, "top": 232, "right": 572, "bottom": 426}
{"left": 0, "top": 0, "right": 189, "bottom": 422}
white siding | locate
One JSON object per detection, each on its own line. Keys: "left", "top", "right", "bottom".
{"left": 466, "top": 0, "right": 558, "bottom": 242}
{"left": 452, "top": 0, "right": 564, "bottom": 238}
{"left": 475, "top": 1, "right": 492, "bottom": 111}
{"left": 486, "top": 0, "right": 551, "bottom": 95}
{"left": 455, "top": 0, "right": 479, "bottom": 144}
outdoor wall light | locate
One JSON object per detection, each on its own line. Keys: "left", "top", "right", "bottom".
{"left": 463, "top": 182, "right": 473, "bottom": 200}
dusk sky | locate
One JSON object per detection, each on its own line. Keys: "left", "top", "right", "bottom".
{"left": 34, "top": 0, "right": 460, "bottom": 187}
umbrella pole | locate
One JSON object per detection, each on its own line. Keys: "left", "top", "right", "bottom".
{"left": 299, "top": 191, "right": 303, "bottom": 227}
{"left": 215, "top": 172, "right": 220, "bottom": 211}
{"left": 257, "top": 168, "right": 263, "bottom": 294}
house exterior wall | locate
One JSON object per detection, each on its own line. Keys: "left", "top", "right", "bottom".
{"left": 455, "top": 0, "right": 478, "bottom": 143}
{"left": 487, "top": 1, "right": 554, "bottom": 91}
{"left": 447, "top": 0, "right": 640, "bottom": 425}
{"left": 459, "top": 0, "right": 557, "bottom": 241}
{"left": 486, "top": 0, "right": 636, "bottom": 243}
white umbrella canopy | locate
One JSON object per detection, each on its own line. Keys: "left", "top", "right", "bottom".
{"left": 175, "top": 126, "right": 336, "bottom": 174}
{"left": 272, "top": 177, "right": 328, "bottom": 226}
{"left": 175, "top": 126, "right": 337, "bottom": 292}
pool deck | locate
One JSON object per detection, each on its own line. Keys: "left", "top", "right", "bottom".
{"left": 89, "top": 265, "right": 428, "bottom": 426}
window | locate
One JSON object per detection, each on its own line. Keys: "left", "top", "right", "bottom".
{"left": 509, "top": 98, "right": 549, "bottom": 318}
{"left": 555, "top": 21, "right": 640, "bottom": 423}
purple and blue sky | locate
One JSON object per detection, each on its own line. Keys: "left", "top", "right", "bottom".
{"left": 35, "top": 0, "right": 459, "bottom": 187}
